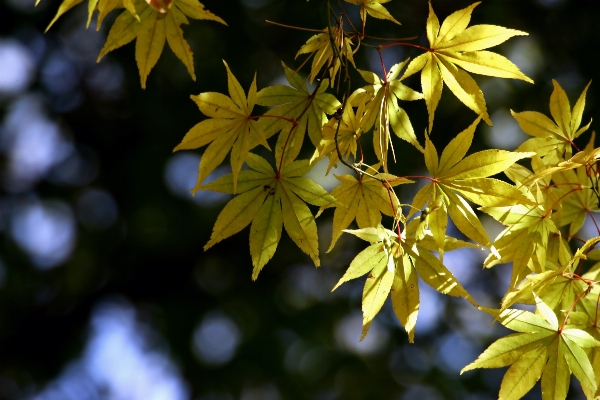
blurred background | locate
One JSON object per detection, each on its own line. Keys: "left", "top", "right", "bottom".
{"left": 0, "top": 0, "right": 599, "bottom": 399}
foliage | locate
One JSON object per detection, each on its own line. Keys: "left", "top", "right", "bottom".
{"left": 43, "top": 0, "right": 600, "bottom": 399}
{"left": 39, "top": 0, "right": 226, "bottom": 87}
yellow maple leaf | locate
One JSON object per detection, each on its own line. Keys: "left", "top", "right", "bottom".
{"left": 349, "top": 59, "right": 424, "bottom": 169}
{"left": 411, "top": 117, "right": 535, "bottom": 260}
{"left": 174, "top": 61, "right": 270, "bottom": 192}
{"left": 335, "top": 224, "right": 477, "bottom": 342}
{"left": 319, "top": 170, "right": 411, "bottom": 252}
{"left": 344, "top": 0, "right": 401, "bottom": 26}
{"left": 295, "top": 24, "right": 355, "bottom": 85}
{"left": 256, "top": 62, "right": 341, "bottom": 168}
{"left": 401, "top": 1, "right": 533, "bottom": 132}
{"left": 514, "top": 80, "right": 592, "bottom": 159}
{"left": 95, "top": 0, "right": 225, "bottom": 88}
{"left": 196, "top": 153, "right": 336, "bottom": 279}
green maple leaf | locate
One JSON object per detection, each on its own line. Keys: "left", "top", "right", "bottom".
{"left": 401, "top": 1, "right": 533, "bottom": 131}
{"left": 256, "top": 62, "right": 341, "bottom": 168}
{"left": 318, "top": 170, "right": 412, "bottom": 252}
{"left": 174, "top": 61, "right": 270, "bottom": 193}
{"left": 410, "top": 117, "right": 535, "bottom": 259}
{"left": 97, "top": 0, "right": 226, "bottom": 88}
{"left": 197, "top": 153, "right": 336, "bottom": 279}
{"left": 349, "top": 59, "right": 424, "bottom": 168}
{"left": 514, "top": 80, "right": 592, "bottom": 158}
{"left": 333, "top": 224, "right": 477, "bottom": 342}
{"left": 344, "top": 0, "right": 400, "bottom": 25}
{"left": 462, "top": 296, "right": 600, "bottom": 400}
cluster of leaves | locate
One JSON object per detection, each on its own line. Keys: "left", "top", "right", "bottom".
{"left": 44, "top": 0, "right": 600, "bottom": 398}
{"left": 40, "top": 0, "right": 226, "bottom": 87}
{"left": 171, "top": 2, "right": 600, "bottom": 398}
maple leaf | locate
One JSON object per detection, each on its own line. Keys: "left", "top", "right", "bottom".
{"left": 552, "top": 166, "right": 600, "bottom": 236}
{"left": 310, "top": 105, "right": 364, "bottom": 173}
{"left": 318, "top": 170, "right": 412, "bottom": 252}
{"left": 514, "top": 80, "right": 592, "bottom": 159}
{"left": 333, "top": 224, "right": 477, "bottom": 342}
{"left": 505, "top": 154, "right": 566, "bottom": 215}
{"left": 174, "top": 61, "right": 270, "bottom": 193}
{"left": 97, "top": 0, "right": 226, "bottom": 88}
{"left": 401, "top": 2, "right": 533, "bottom": 131}
{"left": 574, "top": 292, "right": 600, "bottom": 400}
{"left": 349, "top": 59, "right": 424, "bottom": 168}
{"left": 500, "top": 237, "right": 599, "bottom": 313}
{"left": 39, "top": 0, "right": 142, "bottom": 30}
{"left": 296, "top": 24, "right": 355, "bottom": 84}
{"left": 462, "top": 296, "right": 600, "bottom": 400}
{"left": 524, "top": 131, "right": 600, "bottom": 185}
{"left": 501, "top": 237, "right": 600, "bottom": 324}
{"left": 95, "top": 0, "right": 139, "bottom": 28}
{"left": 409, "top": 117, "right": 535, "bottom": 259}
{"left": 344, "top": 0, "right": 400, "bottom": 26}
{"left": 256, "top": 62, "right": 340, "bottom": 168}
{"left": 197, "top": 153, "right": 336, "bottom": 279}
{"left": 482, "top": 200, "right": 560, "bottom": 290}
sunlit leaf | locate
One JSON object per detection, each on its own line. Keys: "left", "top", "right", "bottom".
{"left": 96, "top": 0, "right": 225, "bottom": 87}
{"left": 514, "top": 80, "right": 592, "bottom": 159}
{"left": 403, "top": 1, "right": 532, "bottom": 131}
{"left": 462, "top": 298, "right": 600, "bottom": 400}
{"left": 175, "top": 62, "right": 270, "bottom": 192}
{"left": 344, "top": 0, "right": 401, "bottom": 25}
{"left": 199, "top": 153, "right": 335, "bottom": 278}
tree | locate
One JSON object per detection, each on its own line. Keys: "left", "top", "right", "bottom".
{"left": 1, "top": 1, "right": 599, "bottom": 399}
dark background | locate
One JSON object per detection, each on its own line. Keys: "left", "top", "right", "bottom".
{"left": 0, "top": 0, "right": 598, "bottom": 399}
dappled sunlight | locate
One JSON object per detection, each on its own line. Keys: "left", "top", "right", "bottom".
{"left": 483, "top": 109, "right": 528, "bottom": 150}
{"left": 164, "top": 153, "right": 231, "bottom": 206}
{"left": 507, "top": 37, "right": 544, "bottom": 82}
{"left": 278, "top": 263, "right": 341, "bottom": 310}
{"left": 30, "top": 299, "right": 190, "bottom": 400}
{"left": 192, "top": 311, "right": 242, "bottom": 366}
{"left": 442, "top": 247, "right": 485, "bottom": 286}
{"left": 9, "top": 200, "right": 76, "bottom": 269}
{"left": 335, "top": 312, "right": 389, "bottom": 355}
{"left": 84, "top": 60, "right": 124, "bottom": 101}
{"left": 436, "top": 332, "right": 482, "bottom": 374}
{"left": 86, "top": 301, "right": 189, "bottom": 400}
{"left": 0, "top": 39, "right": 35, "bottom": 97}
{"left": 49, "top": 145, "right": 99, "bottom": 186}
{"left": 305, "top": 157, "right": 352, "bottom": 192}
{"left": 2, "top": 95, "right": 72, "bottom": 191}
{"left": 414, "top": 280, "right": 445, "bottom": 334}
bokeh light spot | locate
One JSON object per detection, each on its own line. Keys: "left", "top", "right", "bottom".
{"left": 193, "top": 312, "right": 242, "bottom": 366}
{"left": 164, "top": 153, "right": 230, "bottom": 206}
{"left": 10, "top": 200, "right": 76, "bottom": 269}
{"left": 335, "top": 312, "right": 389, "bottom": 355}
{"left": 0, "top": 39, "right": 35, "bottom": 96}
